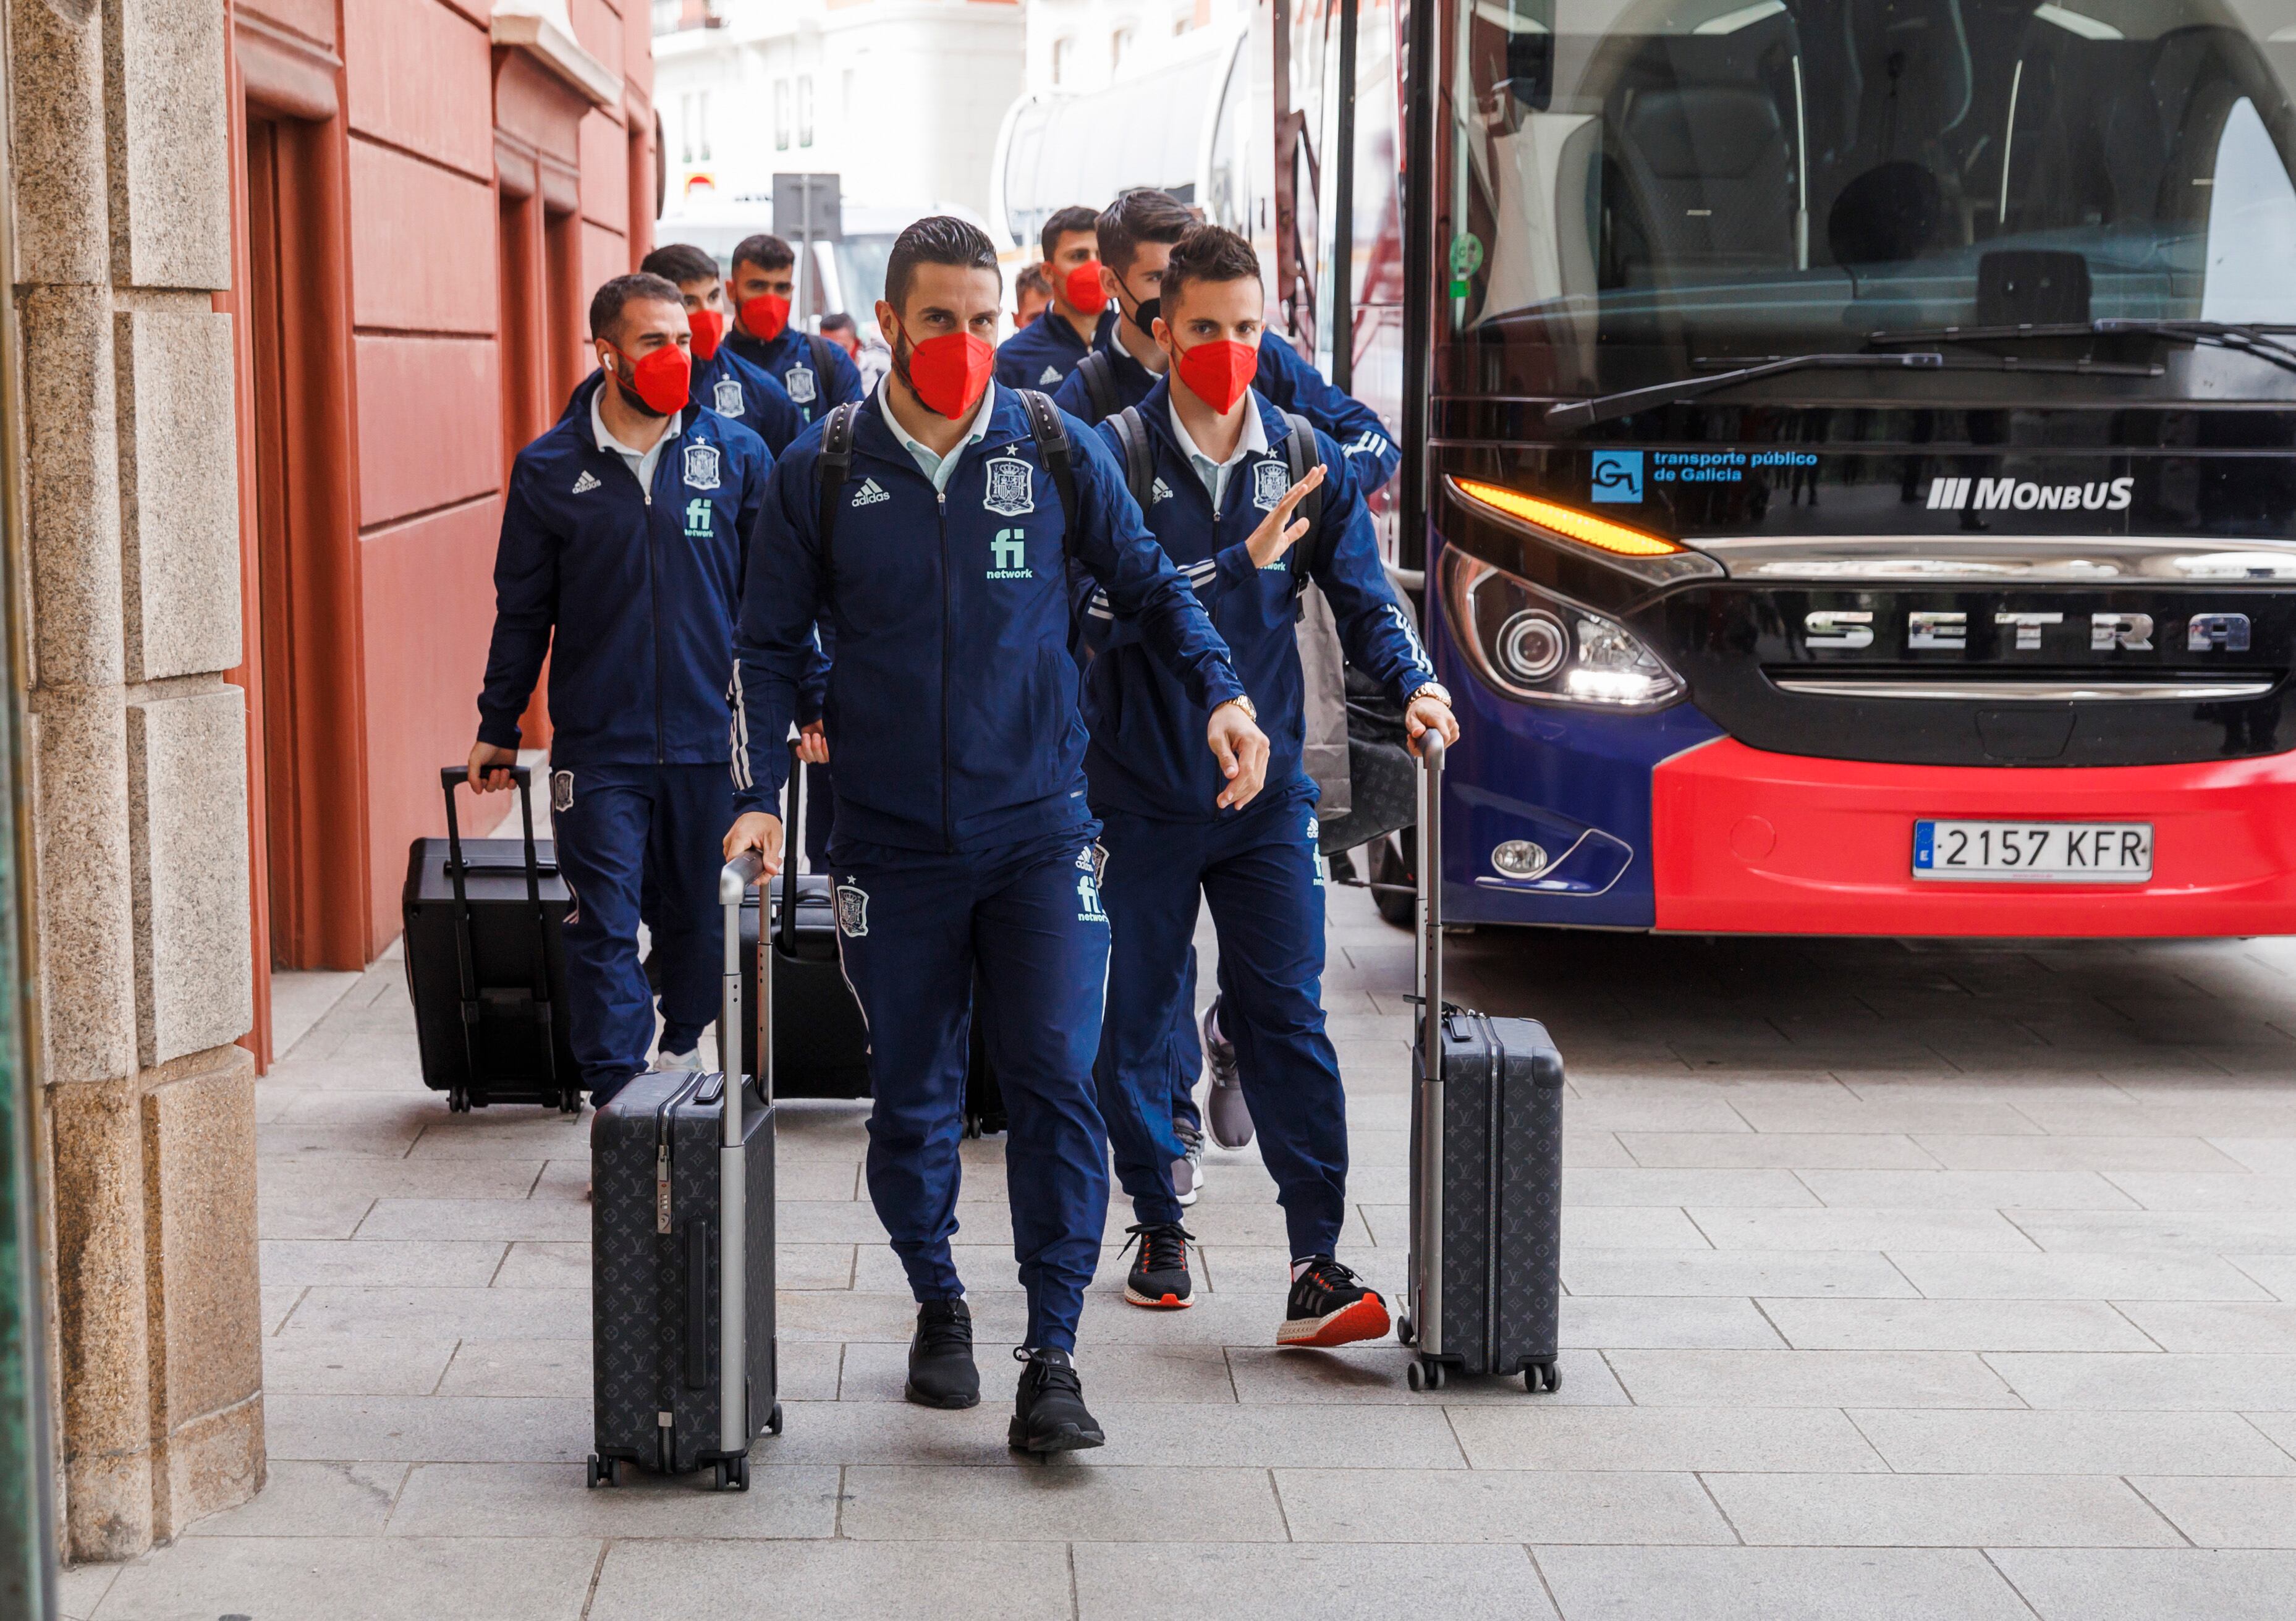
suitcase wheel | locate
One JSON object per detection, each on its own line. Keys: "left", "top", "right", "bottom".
{"left": 587, "top": 1454, "right": 618, "bottom": 1488}
{"left": 766, "top": 1403, "right": 784, "bottom": 1437}
{"left": 558, "top": 1090, "right": 582, "bottom": 1117}
{"left": 1395, "top": 1315, "right": 1416, "bottom": 1348}
{"left": 447, "top": 1088, "right": 470, "bottom": 1115}
{"left": 714, "top": 1455, "right": 750, "bottom": 1492}
{"left": 1405, "top": 1358, "right": 1444, "bottom": 1392}
{"left": 1524, "top": 1361, "right": 1562, "bottom": 1395}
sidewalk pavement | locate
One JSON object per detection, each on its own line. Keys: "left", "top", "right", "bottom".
{"left": 58, "top": 884, "right": 2296, "bottom": 1620}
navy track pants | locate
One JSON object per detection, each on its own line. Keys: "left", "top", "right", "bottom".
{"left": 549, "top": 762, "right": 732, "bottom": 1106}
{"left": 1095, "top": 787, "right": 1347, "bottom": 1259}
{"left": 833, "top": 829, "right": 1112, "bottom": 1352}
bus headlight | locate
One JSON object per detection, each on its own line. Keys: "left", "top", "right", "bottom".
{"left": 1442, "top": 548, "right": 1686, "bottom": 711}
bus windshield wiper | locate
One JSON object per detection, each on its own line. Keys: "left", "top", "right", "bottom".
{"left": 1870, "top": 318, "right": 2296, "bottom": 374}
{"left": 1546, "top": 350, "right": 2160, "bottom": 431}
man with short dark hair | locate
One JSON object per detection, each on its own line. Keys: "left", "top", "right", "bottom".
{"left": 470, "top": 273, "right": 778, "bottom": 1107}
{"left": 1079, "top": 224, "right": 1454, "bottom": 1346}
{"left": 993, "top": 204, "right": 1111, "bottom": 392}
{"left": 725, "top": 232, "right": 865, "bottom": 421}
{"left": 727, "top": 215, "right": 1266, "bottom": 1454}
{"left": 820, "top": 310, "right": 891, "bottom": 393}
{"left": 1012, "top": 263, "right": 1053, "bottom": 329}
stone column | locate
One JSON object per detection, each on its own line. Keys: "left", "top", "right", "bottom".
{"left": 9, "top": 0, "right": 260, "bottom": 1561}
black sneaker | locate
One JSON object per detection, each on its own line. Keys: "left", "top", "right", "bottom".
{"left": 905, "top": 1299, "right": 980, "bottom": 1409}
{"left": 1277, "top": 1256, "right": 1392, "bottom": 1348}
{"left": 1007, "top": 1347, "right": 1104, "bottom": 1453}
{"left": 1119, "top": 1221, "right": 1195, "bottom": 1309}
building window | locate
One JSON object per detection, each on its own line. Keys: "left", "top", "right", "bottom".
{"left": 695, "top": 91, "right": 711, "bottom": 161}
{"left": 797, "top": 76, "right": 813, "bottom": 148}
{"left": 1051, "top": 36, "right": 1074, "bottom": 85}
{"left": 679, "top": 93, "right": 694, "bottom": 163}
{"left": 1111, "top": 26, "right": 1134, "bottom": 72}
{"left": 774, "top": 80, "right": 790, "bottom": 151}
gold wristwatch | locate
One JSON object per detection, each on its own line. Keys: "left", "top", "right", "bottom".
{"left": 1405, "top": 681, "right": 1452, "bottom": 708}
{"left": 1216, "top": 695, "right": 1259, "bottom": 722}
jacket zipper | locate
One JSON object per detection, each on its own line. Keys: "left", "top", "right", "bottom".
{"left": 937, "top": 488, "right": 952, "bottom": 851}
{"left": 648, "top": 431, "right": 669, "bottom": 764}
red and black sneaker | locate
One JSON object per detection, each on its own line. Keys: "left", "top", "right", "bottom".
{"left": 1277, "top": 1256, "right": 1391, "bottom": 1347}
{"left": 1119, "top": 1221, "right": 1195, "bottom": 1308}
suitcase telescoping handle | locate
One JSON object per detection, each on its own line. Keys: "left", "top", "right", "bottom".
{"left": 437, "top": 765, "right": 556, "bottom": 1092}
{"left": 1411, "top": 734, "right": 1446, "bottom": 1358}
{"left": 776, "top": 742, "right": 805, "bottom": 957}
{"left": 1415, "top": 734, "right": 1446, "bottom": 1055}
{"left": 717, "top": 851, "right": 768, "bottom": 1458}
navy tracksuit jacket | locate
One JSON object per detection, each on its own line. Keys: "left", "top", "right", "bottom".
{"left": 477, "top": 406, "right": 780, "bottom": 1104}
{"left": 734, "top": 386, "right": 1245, "bottom": 1350}
{"left": 1082, "top": 381, "right": 1436, "bottom": 1259}
{"left": 1053, "top": 326, "right": 1402, "bottom": 494}
{"left": 559, "top": 350, "right": 807, "bottom": 457}
{"left": 727, "top": 326, "right": 865, "bottom": 423}
{"left": 993, "top": 307, "right": 1116, "bottom": 392}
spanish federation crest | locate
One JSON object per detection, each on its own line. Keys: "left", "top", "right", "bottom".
{"left": 711, "top": 378, "right": 745, "bottom": 418}
{"left": 983, "top": 452, "right": 1035, "bottom": 518}
{"left": 682, "top": 442, "right": 722, "bottom": 490}
{"left": 834, "top": 883, "right": 869, "bottom": 937}
{"left": 785, "top": 366, "right": 818, "bottom": 405}
{"left": 1253, "top": 459, "right": 1291, "bottom": 512}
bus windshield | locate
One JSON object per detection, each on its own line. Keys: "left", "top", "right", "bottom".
{"left": 1447, "top": 0, "right": 2296, "bottom": 395}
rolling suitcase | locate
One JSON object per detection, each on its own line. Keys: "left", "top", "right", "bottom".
{"left": 402, "top": 765, "right": 579, "bottom": 1112}
{"left": 1398, "top": 735, "right": 1565, "bottom": 1394}
{"left": 735, "top": 750, "right": 872, "bottom": 1099}
{"left": 589, "top": 852, "right": 781, "bottom": 1490}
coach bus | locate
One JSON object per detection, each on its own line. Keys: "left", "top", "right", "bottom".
{"left": 1279, "top": 0, "right": 2296, "bottom": 936}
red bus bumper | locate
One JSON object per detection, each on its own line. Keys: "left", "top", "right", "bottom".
{"left": 1650, "top": 738, "right": 2296, "bottom": 937}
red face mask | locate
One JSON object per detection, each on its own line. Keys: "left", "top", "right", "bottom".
{"left": 611, "top": 342, "right": 692, "bottom": 417}
{"left": 740, "top": 292, "right": 790, "bottom": 342}
{"left": 898, "top": 328, "right": 995, "bottom": 420}
{"left": 1063, "top": 260, "right": 1109, "bottom": 315}
{"left": 1172, "top": 335, "right": 1259, "bottom": 414}
{"left": 688, "top": 307, "right": 724, "bottom": 362}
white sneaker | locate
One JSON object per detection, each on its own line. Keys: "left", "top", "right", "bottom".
{"left": 651, "top": 1048, "right": 702, "bottom": 1073}
{"left": 1171, "top": 1122, "right": 1205, "bottom": 1207}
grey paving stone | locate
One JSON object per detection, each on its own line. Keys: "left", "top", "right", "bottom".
{"left": 261, "top": 1285, "right": 304, "bottom": 1335}
{"left": 491, "top": 1241, "right": 588, "bottom": 1289}
{"left": 1988, "top": 1548, "right": 2296, "bottom": 1621}
{"left": 258, "top": 1237, "right": 506, "bottom": 1288}
{"left": 54, "top": 1559, "right": 117, "bottom": 1621}
{"left": 265, "top": 1393, "right": 593, "bottom": 1463}
{"left": 1616, "top": 1132, "right": 1938, "bottom": 1170}
{"left": 384, "top": 1460, "right": 839, "bottom": 1537}
{"left": 838, "top": 1339, "right": 1236, "bottom": 1405}
{"left": 2226, "top": 1253, "right": 2296, "bottom": 1299}
{"left": 1053, "top": 1402, "right": 1467, "bottom": 1468}
{"left": 1562, "top": 1132, "right": 1638, "bottom": 1168}
{"left": 1688, "top": 1208, "right": 2039, "bottom": 1252}
{"left": 1276, "top": 1466, "right": 1733, "bottom": 1545}
{"left": 1447, "top": 1405, "right": 1886, "bottom": 1473}
{"left": 284, "top": 1285, "right": 588, "bottom": 1341}
{"left": 2113, "top": 1301, "right": 2296, "bottom": 1353}
{"left": 1607, "top": 1348, "right": 2020, "bottom": 1408}
{"left": 91, "top": 1535, "right": 599, "bottom": 1620}
{"left": 258, "top": 1120, "right": 425, "bottom": 1158}
{"left": 2130, "top": 1476, "right": 2296, "bottom": 1547}
{"left": 2106, "top": 1173, "right": 2296, "bottom": 1212}
{"left": 1227, "top": 1345, "right": 1629, "bottom": 1405}
{"left": 433, "top": 1338, "right": 590, "bottom": 1398}
{"left": 1726, "top": 1095, "right": 2044, "bottom": 1135}
{"left": 259, "top": 1187, "right": 378, "bottom": 1240}
{"left": 1886, "top": 1250, "right": 2274, "bottom": 1301}
{"left": 1561, "top": 1096, "right": 1759, "bottom": 1134}
{"left": 841, "top": 1463, "right": 1289, "bottom": 1541}
{"left": 261, "top": 1333, "right": 455, "bottom": 1396}
{"left": 1533, "top": 1546, "right": 2034, "bottom": 1621}
{"left": 1363, "top": 1203, "right": 1705, "bottom": 1251}
{"left": 1988, "top": 1352, "right": 2296, "bottom": 1410}
{"left": 1846, "top": 1408, "right": 2296, "bottom": 1476}
{"left": 587, "top": 1538, "right": 1075, "bottom": 1621}
{"left": 1915, "top": 1134, "right": 2247, "bottom": 1172}
{"left": 2211, "top": 1138, "right": 2296, "bottom": 1175}
{"left": 1562, "top": 1168, "right": 1817, "bottom": 1207}
{"left": 747, "top": 1400, "right": 1030, "bottom": 1466}
{"left": 179, "top": 1460, "right": 407, "bottom": 1537}
{"left": 1559, "top": 1295, "right": 1786, "bottom": 1350}
{"left": 1758, "top": 1297, "right": 2156, "bottom": 1352}
{"left": 1706, "top": 1470, "right": 2182, "bottom": 1547}
{"left": 402, "top": 1115, "right": 596, "bottom": 1160}
{"left": 1075, "top": 1542, "right": 1553, "bottom": 1621}
{"left": 354, "top": 1197, "right": 590, "bottom": 1243}
{"left": 1795, "top": 1169, "right": 2139, "bottom": 1210}
{"left": 852, "top": 1241, "right": 1163, "bottom": 1295}
{"left": 1563, "top": 1248, "right": 1918, "bottom": 1299}
{"left": 260, "top": 1156, "right": 544, "bottom": 1200}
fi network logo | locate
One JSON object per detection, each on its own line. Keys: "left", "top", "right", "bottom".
{"left": 682, "top": 498, "right": 713, "bottom": 538}
{"left": 1591, "top": 450, "right": 1644, "bottom": 503}
{"left": 988, "top": 528, "right": 1032, "bottom": 579}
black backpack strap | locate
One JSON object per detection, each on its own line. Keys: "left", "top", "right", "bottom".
{"left": 1076, "top": 350, "right": 1119, "bottom": 424}
{"left": 813, "top": 401, "right": 861, "bottom": 577}
{"left": 806, "top": 332, "right": 841, "bottom": 402}
{"left": 1106, "top": 405, "right": 1154, "bottom": 511}
{"left": 1015, "top": 389, "right": 1079, "bottom": 557}
{"left": 1281, "top": 408, "right": 1324, "bottom": 598}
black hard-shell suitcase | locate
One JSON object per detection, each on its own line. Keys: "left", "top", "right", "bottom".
{"left": 734, "top": 752, "right": 871, "bottom": 1099}
{"left": 402, "top": 766, "right": 579, "bottom": 1112}
{"left": 590, "top": 853, "right": 781, "bottom": 1489}
{"left": 1398, "top": 735, "right": 1565, "bottom": 1394}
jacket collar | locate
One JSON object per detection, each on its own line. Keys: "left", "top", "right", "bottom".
{"left": 1137, "top": 376, "right": 1287, "bottom": 462}
{"left": 855, "top": 386, "right": 1035, "bottom": 468}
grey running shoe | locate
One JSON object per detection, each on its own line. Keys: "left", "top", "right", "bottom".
{"left": 1171, "top": 1122, "right": 1204, "bottom": 1207}
{"left": 1202, "top": 1000, "right": 1255, "bottom": 1149}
